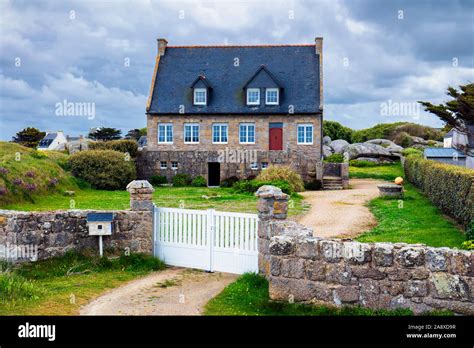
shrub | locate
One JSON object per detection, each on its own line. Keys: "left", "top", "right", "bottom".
{"left": 30, "top": 150, "right": 47, "bottom": 159}
{"left": 232, "top": 179, "right": 292, "bottom": 195}
{"left": 304, "top": 180, "right": 322, "bottom": 190}
{"left": 401, "top": 148, "right": 423, "bottom": 157}
{"left": 256, "top": 165, "right": 304, "bottom": 192}
{"left": 349, "top": 160, "right": 378, "bottom": 167}
{"left": 191, "top": 176, "right": 207, "bottom": 187}
{"left": 221, "top": 176, "right": 240, "bottom": 187}
{"left": 323, "top": 120, "right": 353, "bottom": 143}
{"left": 67, "top": 150, "right": 136, "bottom": 190}
{"left": 172, "top": 173, "right": 192, "bottom": 187}
{"left": 150, "top": 175, "right": 167, "bottom": 186}
{"left": 392, "top": 131, "right": 414, "bottom": 148}
{"left": 324, "top": 153, "right": 345, "bottom": 163}
{"left": 404, "top": 155, "right": 474, "bottom": 230}
{"left": 89, "top": 139, "right": 139, "bottom": 158}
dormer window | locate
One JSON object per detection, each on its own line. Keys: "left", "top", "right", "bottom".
{"left": 246, "top": 88, "right": 260, "bottom": 105}
{"left": 265, "top": 88, "right": 279, "bottom": 105}
{"left": 194, "top": 88, "right": 207, "bottom": 105}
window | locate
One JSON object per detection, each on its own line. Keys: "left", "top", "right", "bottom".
{"left": 98, "top": 225, "right": 103, "bottom": 230}
{"left": 158, "top": 123, "right": 173, "bottom": 144}
{"left": 171, "top": 161, "right": 178, "bottom": 170}
{"left": 193, "top": 88, "right": 207, "bottom": 105}
{"left": 160, "top": 161, "right": 167, "bottom": 169}
{"left": 261, "top": 162, "right": 269, "bottom": 169}
{"left": 251, "top": 162, "right": 259, "bottom": 170}
{"left": 239, "top": 123, "right": 255, "bottom": 144}
{"left": 265, "top": 88, "right": 279, "bottom": 105}
{"left": 297, "top": 124, "right": 313, "bottom": 145}
{"left": 246, "top": 88, "right": 260, "bottom": 105}
{"left": 212, "top": 123, "right": 228, "bottom": 143}
{"left": 184, "top": 123, "right": 200, "bottom": 144}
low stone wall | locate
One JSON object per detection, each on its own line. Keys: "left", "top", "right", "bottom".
{"left": 0, "top": 180, "right": 154, "bottom": 262}
{"left": 256, "top": 186, "right": 474, "bottom": 315}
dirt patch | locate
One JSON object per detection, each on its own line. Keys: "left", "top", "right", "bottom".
{"left": 296, "top": 178, "right": 385, "bottom": 239}
{"left": 80, "top": 267, "right": 237, "bottom": 315}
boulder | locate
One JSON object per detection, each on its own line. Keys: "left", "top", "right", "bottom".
{"left": 343, "top": 143, "right": 400, "bottom": 160}
{"left": 323, "top": 136, "right": 332, "bottom": 146}
{"left": 366, "top": 139, "right": 397, "bottom": 147}
{"left": 330, "top": 139, "right": 350, "bottom": 154}
{"left": 323, "top": 145, "right": 334, "bottom": 158}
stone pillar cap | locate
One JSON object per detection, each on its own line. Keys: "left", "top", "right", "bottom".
{"left": 126, "top": 180, "right": 155, "bottom": 192}
{"left": 255, "top": 185, "right": 288, "bottom": 199}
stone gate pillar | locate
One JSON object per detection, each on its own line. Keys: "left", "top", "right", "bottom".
{"left": 255, "top": 185, "right": 289, "bottom": 276}
{"left": 126, "top": 180, "right": 155, "bottom": 211}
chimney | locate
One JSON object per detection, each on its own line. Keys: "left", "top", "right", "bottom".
{"left": 315, "top": 37, "right": 323, "bottom": 111}
{"left": 157, "top": 38, "right": 168, "bottom": 56}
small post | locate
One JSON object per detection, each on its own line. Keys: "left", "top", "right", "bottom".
{"left": 126, "top": 180, "right": 155, "bottom": 211}
{"left": 99, "top": 235, "right": 103, "bottom": 257}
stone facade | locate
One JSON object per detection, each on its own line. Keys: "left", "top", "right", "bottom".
{"left": 256, "top": 186, "right": 474, "bottom": 315}
{"left": 0, "top": 181, "right": 154, "bottom": 262}
{"left": 139, "top": 114, "right": 322, "bottom": 183}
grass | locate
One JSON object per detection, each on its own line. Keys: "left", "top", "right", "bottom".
{"left": 204, "top": 273, "right": 421, "bottom": 316}
{"left": 349, "top": 162, "right": 404, "bottom": 181}
{"left": 357, "top": 182, "right": 466, "bottom": 248}
{"left": 2, "top": 186, "right": 307, "bottom": 216}
{"left": 0, "top": 251, "right": 165, "bottom": 315}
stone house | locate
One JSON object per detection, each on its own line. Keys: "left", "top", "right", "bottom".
{"left": 138, "top": 38, "right": 324, "bottom": 185}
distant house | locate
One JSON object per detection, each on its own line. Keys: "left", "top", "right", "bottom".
{"left": 138, "top": 135, "right": 147, "bottom": 148}
{"left": 443, "top": 129, "right": 454, "bottom": 148}
{"left": 440, "top": 126, "right": 474, "bottom": 168}
{"left": 424, "top": 148, "right": 467, "bottom": 167}
{"left": 66, "top": 135, "right": 89, "bottom": 154}
{"left": 37, "top": 131, "right": 67, "bottom": 151}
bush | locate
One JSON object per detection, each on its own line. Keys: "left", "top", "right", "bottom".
{"left": 349, "top": 160, "right": 378, "bottom": 167}
{"left": 304, "top": 180, "right": 322, "bottom": 190}
{"left": 220, "top": 176, "right": 240, "bottom": 187}
{"left": 232, "top": 179, "right": 292, "bottom": 195}
{"left": 89, "top": 139, "right": 138, "bottom": 158}
{"left": 404, "top": 155, "right": 474, "bottom": 230}
{"left": 67, "top": 150, "right": 136, "bottom": 190}
{"left": 401, "top": 148, "right": 423, "bottom": 157}
{"left": 324, "top": 153, "right": 345, "bottom": 163}
{"left": 172, "top": 173, "right": 192, "bottom": 187}
{"left": 191, "top": 176, "right": 207, "bottom": 187}
{"left": 392, "top": 131, "right": 414, "bottom": 148}
{"left": 256, "top": 165, "right": 304, "bottom": 192}
{"left": 323, "top": 120, "right": 353, "bottom": 143}
{"left": 150, "top": 175, "right": 167, "bottom": 186}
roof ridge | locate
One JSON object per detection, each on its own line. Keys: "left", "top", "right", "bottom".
{"left": 167, "top": 44, "right": 315, "bottom": 48}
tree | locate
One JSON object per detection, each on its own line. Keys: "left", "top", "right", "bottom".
{"left": 322, "top": 121, "right": 354, "bottom": 143}
{"left": 125, "top": 128, "right": 145, "bottom": 140}
{"left": 12, "top": 127, "right": 46, "bottom": 148}
{"left": 88, "top": 127, "right": 122, "bottom": 141}
{"left": 419, "top": 83, "right": 474, "bottom": 154}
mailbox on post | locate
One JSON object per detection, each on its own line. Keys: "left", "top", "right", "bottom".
{"left": 87, "top": 213, "right": 114, "bottom": 256}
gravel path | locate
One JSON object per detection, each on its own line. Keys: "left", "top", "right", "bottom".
{"left": 80, "top": 267, "right": 237, "bottom": 315}
{"left": 296, "top": 178, "right": 385, "bottom": 239}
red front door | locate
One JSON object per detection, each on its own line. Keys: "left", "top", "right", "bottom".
{"left": 269, "top": 126, "right": 283, "bottom": 150}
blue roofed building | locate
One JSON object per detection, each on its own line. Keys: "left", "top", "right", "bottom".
{"left": 138, "top": 38, "right": 324, "bottom": 185}
{"left": 424, "top": 148, "right": 467, "bottom": 167}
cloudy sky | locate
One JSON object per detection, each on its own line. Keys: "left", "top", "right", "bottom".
{"left": 0, "top": 0, "right": 473, "bottom": 139}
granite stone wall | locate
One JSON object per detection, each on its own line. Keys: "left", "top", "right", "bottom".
{"left": 256, "top": 186, "right": 474, "bottom": 315}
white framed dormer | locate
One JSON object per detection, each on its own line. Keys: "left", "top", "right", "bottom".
{"left": 158, "top": 123, "right": 173, "bottom": 144}
{"left": 246, "top": 88, "right": 260, "bottom": 105}
{"left": 265, "top": 88, "right": 279, "bottom": 105}
{"left": 297, "top": 123, "right": 313, "bottom": 145}
{"left": 193, "top": 88, "right": 207, "bottom": 105}
{"left": 184, "top": 123, "right": 200, "bottom": 144}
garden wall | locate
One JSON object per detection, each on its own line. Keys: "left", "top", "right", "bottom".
{"left": 0, "top": 180, "right": 154, "bottom": 262}
{"left": 403, "top": 155, "right": 474, "bottom": 230}
{"left": 256, "top": 186, "right": 474, "bottom": 315}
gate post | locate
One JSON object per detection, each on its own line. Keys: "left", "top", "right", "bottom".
{"left": 207, "top": 209, "right": 215, "bottom": 272}
{"left": 255, "top": 185, "right": 288, "bottom": 276}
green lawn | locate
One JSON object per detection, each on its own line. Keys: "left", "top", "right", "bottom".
{"left": 0, "top": 252, "right": 165, "bottom": 315}
{"left": 349, "top": 162, "right": 404, "bottom": 181}
{"left": 1, "top": 186, "right": 307, "bottom": 216}
{"left": 204, "top": 273, "right": 423, "bottom": 316}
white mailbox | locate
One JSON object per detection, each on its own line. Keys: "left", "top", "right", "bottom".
{"left": 87, "top": 213, "right": 113, "bottom": 236}
{"left": 87, "top": 213, "right": 114, "bottom": 257}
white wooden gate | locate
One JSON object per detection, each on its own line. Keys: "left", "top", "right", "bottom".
{"left": 153, "top": 206, "right": 259, "bottom": 274}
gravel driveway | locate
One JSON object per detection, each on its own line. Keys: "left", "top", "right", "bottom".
{"left": 80, "top": 267, "right": 237, "bottom": 315}
{"left": 296, "top": 178, "right": 385, "bottom": 239}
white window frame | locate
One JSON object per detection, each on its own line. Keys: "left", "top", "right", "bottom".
{"left": 171, "top": 161, "right": 178, "bottom": 170}
{"left": 265, "top": 88, "right": 279, "bottom": 105}
{"left": 246, "top": 88, "right": 260, "bottom": 105}
{"left": 239, "top": 123, "right": 256, "bottom": 144}
{"left": 193, "top": 88, "right": 207, "bottom": 105}
{"left": 212, "top": 123, "right": 228, "bottom": 144}
{"left": 250, "top": 162, "right": 259, "bottom": 170}
{"left": 158, "top": 123, "right": 173, "bottom": 144}
{"left": 261, "top": 162, "right": 269, "bottom": 169}
{"left": 297, "top": 124, "right": 314, "bottom": 145}
{"left": 184, "top": 123, "right": 200, "bottom": 144}
{"left": 160, "top": 161, "right": 167, "bottom": 169}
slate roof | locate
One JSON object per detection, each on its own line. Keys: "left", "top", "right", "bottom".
{"left": 87, "top": 212, "right": 114, "bottom": 222}
{"left": 424, "top": 148, "right": 466, "bottom": 158}
{"left": 443, "top": 129, "right": 454, "bottom": 138}
{"left": 148, "top": 45, "right": 320, "bottom": 114}
{"left": 38, "top": 133, "right": 57, "bottom": 148}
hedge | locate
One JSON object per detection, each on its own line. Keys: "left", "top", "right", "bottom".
{"left": 404, "top": 155, "right": 474, "bottom": 230}
{"left": 89, "top": 139, "right": 138, "bottom": 158}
